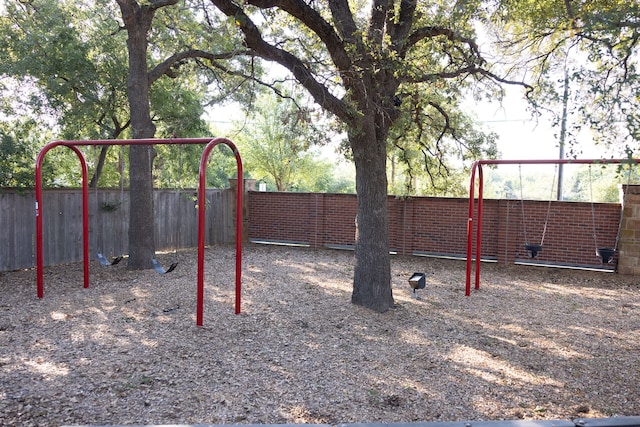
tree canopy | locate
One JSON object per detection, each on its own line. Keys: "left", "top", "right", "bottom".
{"left": 0, "top": 0, "right": 216, "bottom": 188}
{"left": 490, "top": 0, "right": 640, "bottom": 154}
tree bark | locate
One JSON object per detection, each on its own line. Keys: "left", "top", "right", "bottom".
{"left": 89, "top": 146, "right": 109, "bottom": 188}
{"left": 118, "top": 1, "right": 157, "bottom": 269}
{"left": 350, "top": 116, "right": 394, "bottom": 312}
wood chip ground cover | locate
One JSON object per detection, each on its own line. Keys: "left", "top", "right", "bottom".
{"left": 0, "top": 244, "right": 638, "bottom": 426}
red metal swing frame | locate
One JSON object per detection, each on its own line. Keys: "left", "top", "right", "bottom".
{"left": 466, "top": 158, "right": 639, "bottom": 297}
{"left": 35, "top": 137, "right": 243, "bottom": 326}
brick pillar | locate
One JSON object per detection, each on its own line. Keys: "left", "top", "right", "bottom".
{"left": 617, "top": 184, "right": 640, "bottom": 275}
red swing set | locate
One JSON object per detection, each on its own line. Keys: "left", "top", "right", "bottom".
{"left": 35, "top": 137, "right": 243, "bottom": 326}
{"left": 466, "top": 158, "right": 639, "bottom": 297}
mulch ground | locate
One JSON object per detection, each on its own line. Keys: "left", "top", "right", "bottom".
{"left": 1, "top": 243, "right": 639, "bottom": 426}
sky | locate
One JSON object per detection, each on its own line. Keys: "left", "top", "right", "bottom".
{"left": 208, "top": 85, "right": 610, "bottom": 163}
{"left": 469, "top": 88, "right": 636, "bottom": 203}
{"left": 205, "top": 72, "right": 626, "bottom": 188}
{"left": 206, "top": 90, "right": 631, "bottom": 202}
{"left": 472, "top": 87, "right": 605, "bottom": 161}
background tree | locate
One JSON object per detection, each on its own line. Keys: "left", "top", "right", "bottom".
{"left": 236, "top": 90, "right": 341, "bottom": 191}
{"left": 490, "top": 1, "right": 640, "bottom": 155}
{"left": 206, "top": 0, "right": 524, "bottom": 311}
{"left": 0, "top": 0, "right": 212, "bottom": 188}
{"left": 1, "top": 0, "right": 255, "bottom": 269}
{"left": 0, "top": 0, "right": 131, "bottom": 186}
{"left": 0, "top": 119, "right": 47, "bottom": 189}
{"left": 387, "top": 86, "right": 499, "bottom": 196}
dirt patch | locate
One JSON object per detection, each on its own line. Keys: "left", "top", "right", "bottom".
{"left": 1, "top": 244, "right": 639, "bottom": 425}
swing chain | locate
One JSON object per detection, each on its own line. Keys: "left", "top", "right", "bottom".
{"left": 519, "top": 164, "right": 556, "bottom": 247}
{"left": 614, "top": 165, "right": 632, "bottom": 252}
{"left": 590, "top": 163, "right": 631, "bottom": 262}
{"left": 540, "top": 165, "right": 557, "bottom": 247}
{"left": 588, "top": 165, "right": 600, "bottom": 250}
{"left": 518, "top": 165, "right": 530, "bottom": 245}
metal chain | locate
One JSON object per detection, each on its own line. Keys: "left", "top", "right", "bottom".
{"left": 518, "top": 165, "right": 529, "bottom": 245}
{"left": 589, "top": 165, "right": 599, "bottom": 250}
{"left": 520, "top": 164, "right": 556, "bottom": 246}
{"left": 540, "top": 165, "right": 557, "bottom": 246}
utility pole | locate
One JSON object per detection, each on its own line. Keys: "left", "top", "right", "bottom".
{"left": 557, "top": 66, "right": 570, "bottom": 201}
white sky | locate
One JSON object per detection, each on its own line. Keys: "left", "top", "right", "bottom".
{"left": 472, "top": 87, "right": 605, "bottom": 161}
{"left": 207, "top": 80, "right": 619, "bottom": 166}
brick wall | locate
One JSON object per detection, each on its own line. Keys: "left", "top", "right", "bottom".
{"left": 247, "top": 192, "right": 622, "bottom": 269}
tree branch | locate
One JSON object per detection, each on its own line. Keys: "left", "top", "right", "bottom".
{"left": 194, "top": 57, "right": 304, "bottom": 109}
{"left": 209, "top": 0, "right": 355, "bottom": 124}
{"left": 407, "top": 65, "right": 533, "bottom": 94}
{"left": 564, "top": 0, "right": 575, "bottom": 23}
{"left": 249, "top": 0, "right": 353, "bottom": 71}
{"left": 148, "top": 48, "right": 250, "bottom": 84}
{"left": 389, "top": 0, "right": 417, "bottom": 50}
{"left": 405, "top": 26, "right": 481, "bottom": 60}
{"left": 367, "top": 0, "right": 388, "bottom": 47}
{"left": 327, "top": 0, "right": 359, "bottom": 44}
{"left": 426, "top": 101, "right": 451, "bottom": 148}
{"left": 149, "top": 0, "right": 179, "bottom": 9}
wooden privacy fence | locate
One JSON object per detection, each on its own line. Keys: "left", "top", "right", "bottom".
{"left": 0, "top": 188, "right": 235, "bottom": 271}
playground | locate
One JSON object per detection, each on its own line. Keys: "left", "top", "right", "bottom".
{"left": 0, "top": 243, "right": 638, "bottom": 425}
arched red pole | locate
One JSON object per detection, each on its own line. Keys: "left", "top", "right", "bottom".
{"left": 36, "top": 142, "right": 90, "bottom": 298}
{"left": 197, "top": 138, "right": 243, "bottom": 326}
{"left": 475, "top": 165, "right": 484, "bottom": 290}
{"left": 465, "top": 161, "right": 479, "bottom": 296}
{"left": 75, "top": 146, "right": 90, "bottom": 290}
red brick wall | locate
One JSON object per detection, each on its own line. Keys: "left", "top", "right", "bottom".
{"left": 248, "top": 192, "right": 621, "bottom": 269}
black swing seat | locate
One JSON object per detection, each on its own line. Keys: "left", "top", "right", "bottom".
{"left": 97, "top": 253, "right": 123, "bottom": 266}
{"left": 151, "top": 258, "right": 178, "bottom": 274}
{"left": 525, "top": 244, "right": 542, "bottom": 258}
{"left": 596, "top": 248, "right": 616, "bottom": 264}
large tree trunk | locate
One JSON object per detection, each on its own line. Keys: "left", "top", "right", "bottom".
{"left": 119, "top": 1, "right": 156, "bottom": 270}
{"left": 127, "top": 145, "right": 155, "bottom": 270}
{"left": 350, "top": 117, "right": 394, "bottom": 312}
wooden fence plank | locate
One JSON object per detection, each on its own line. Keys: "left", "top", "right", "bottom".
{"left": 0, "top": 188, "right": 235, "bottom": 272}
